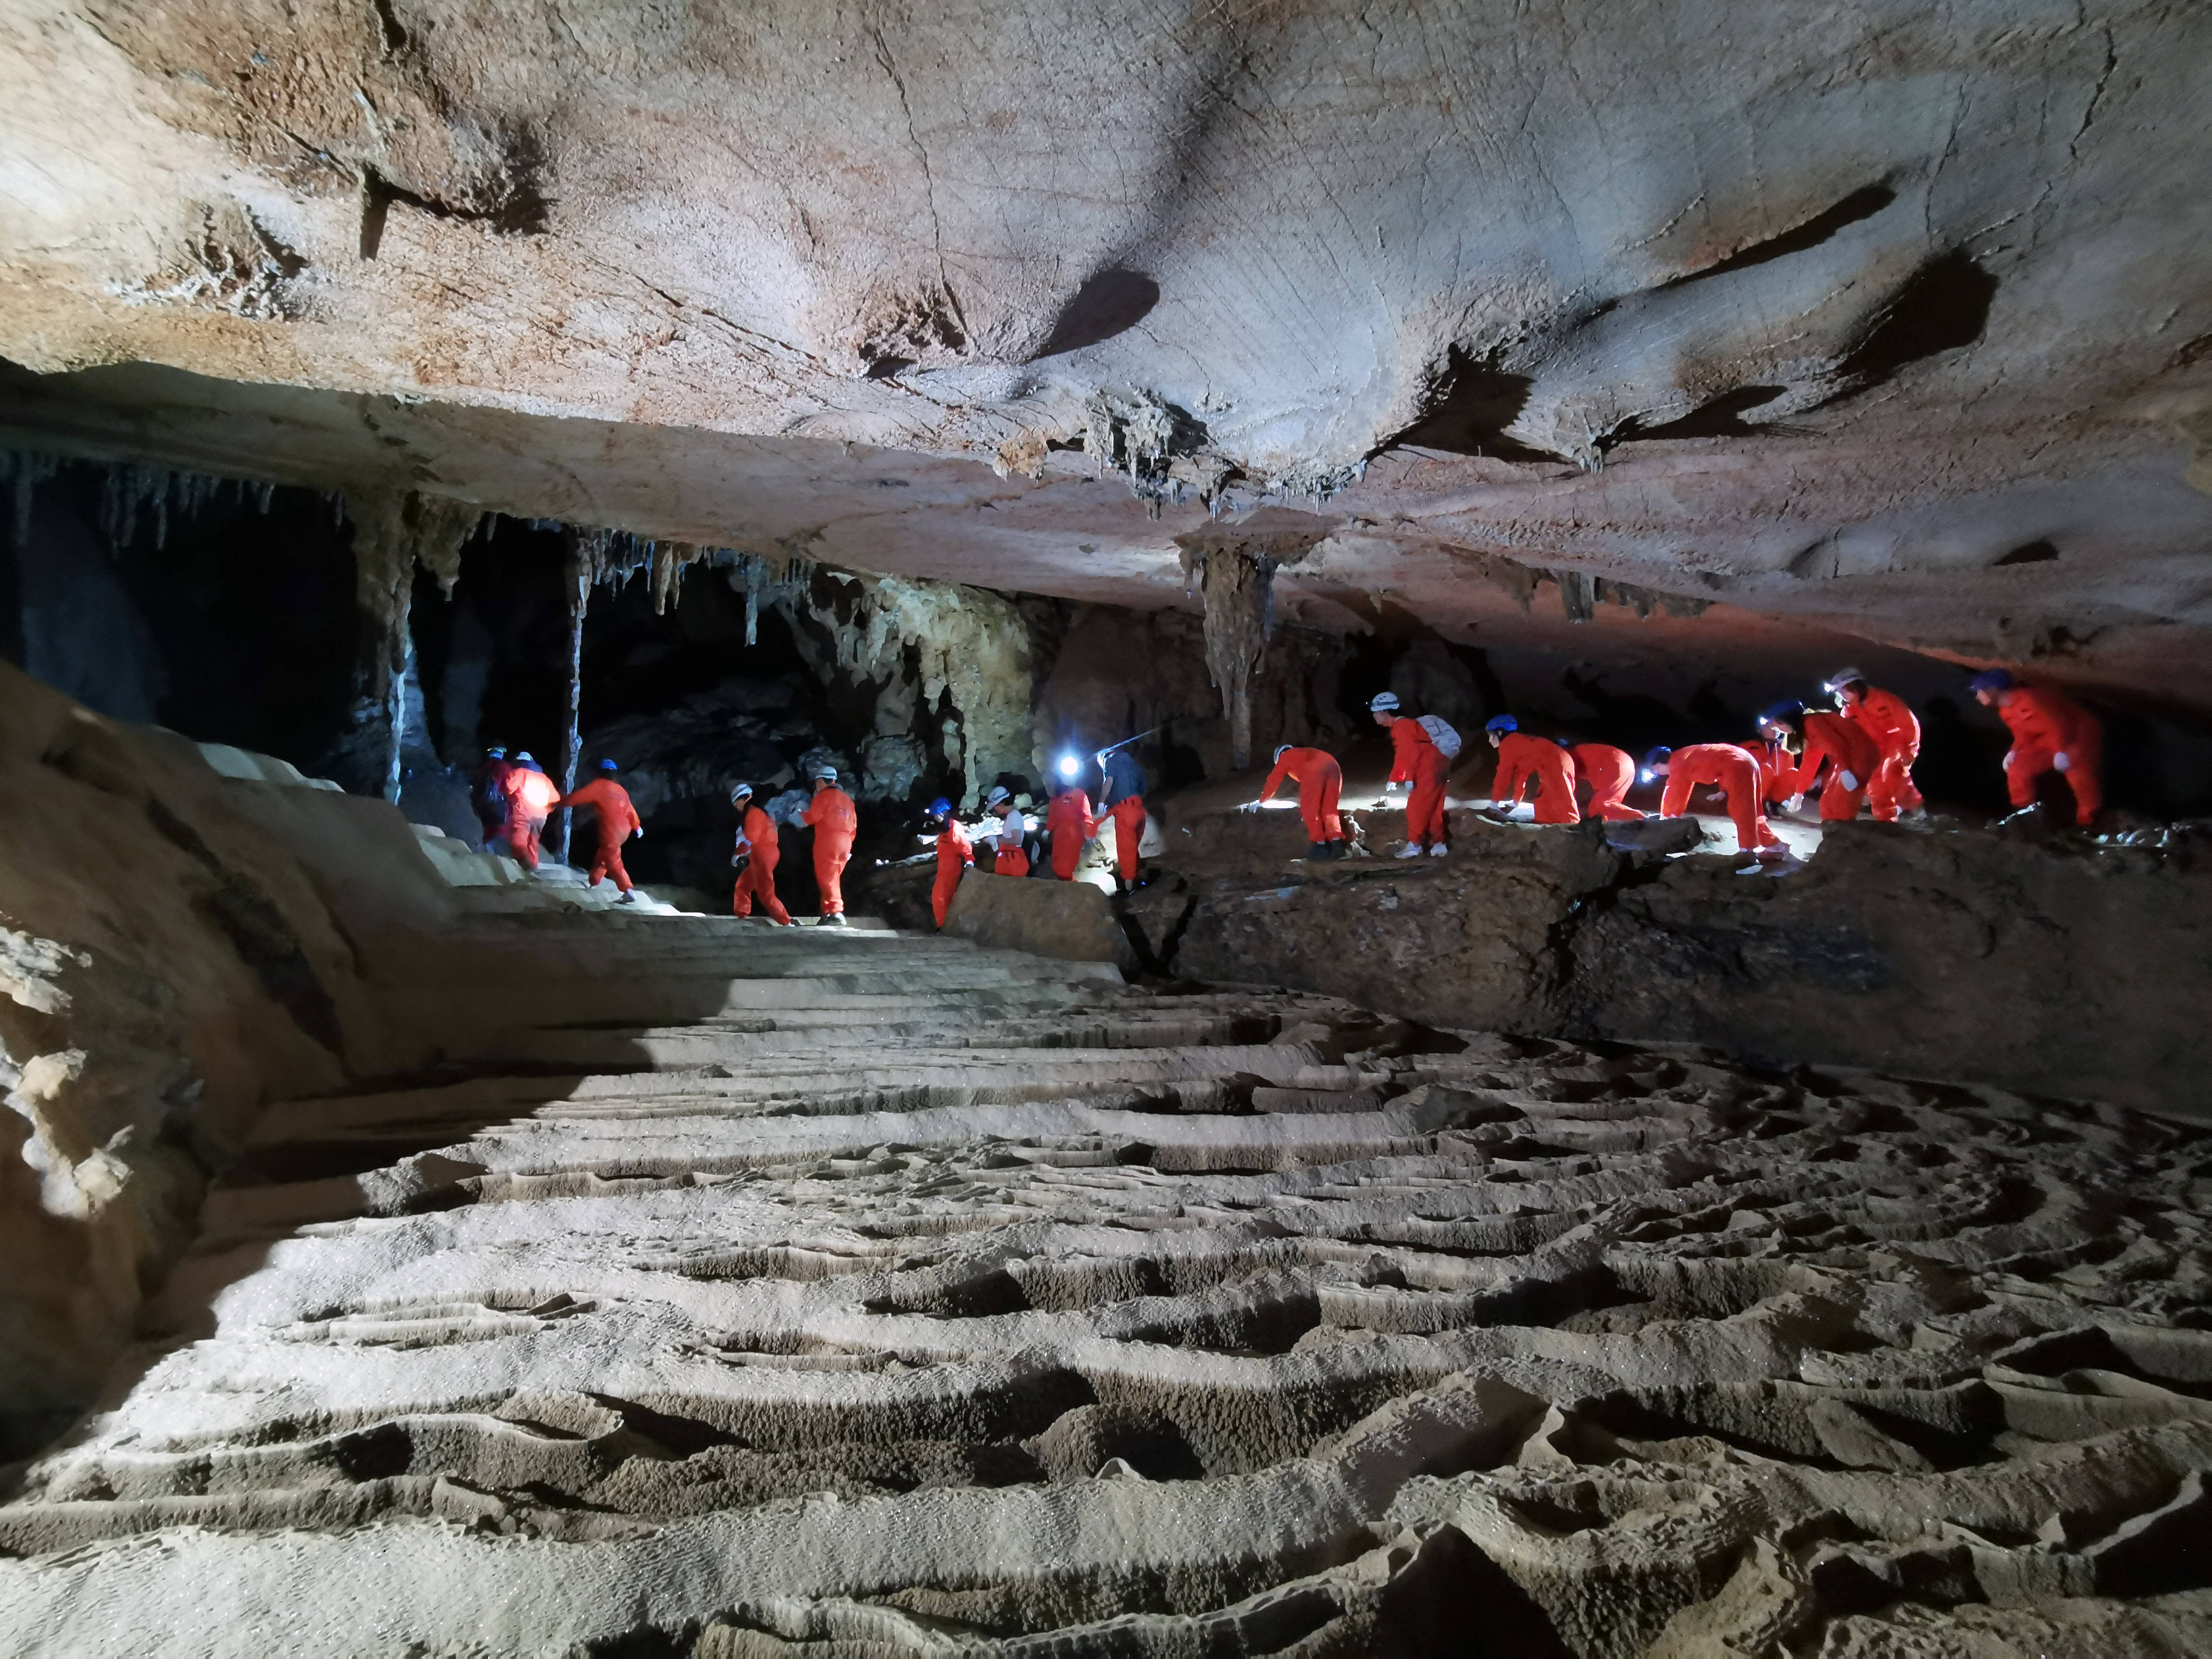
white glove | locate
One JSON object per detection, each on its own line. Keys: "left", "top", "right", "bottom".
{"left": 2053, "top": 752, "right": 2071, "bottom": 772}
{"left": 633, "top": 827, "right": 644, "bottom": 839}
{"left": 1785, "top": 794, "right": 1805, "bottom": 813}
{"left": 1838, "top": 770, "right": 1859, "bottom": 792}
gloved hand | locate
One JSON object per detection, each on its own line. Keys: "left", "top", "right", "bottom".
{"left": 633, "top": 827, "right": 644, "bottom": 839}
{"left": 1785, "top": 794, "right": 1805, "bottom": 813}
{"left": 1838, "top": 770, "right": 1859, "bottom": 792}
{"left": 2053, "top": 751, "right": 2072, "bottom": 772}
{"left": 730, "top": 853, "right": 750, "bottom": 871}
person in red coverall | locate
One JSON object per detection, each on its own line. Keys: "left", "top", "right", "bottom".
{"left": 1258, "top": 744, "right": 1346, "bottom": 858}
{"left": 498, "top": 751, "right": 563, "bottom": 870}
{"left": 1827, "top": 668, "right": 1925, "bottom": 821}
{"left": 1370, "top": 691, "right": 1450, "bottom": 857}
{"left": 727, "top": 783, "right": 792, "bottom": 925}
{"left": 1046, "top": 776, "right": 1096, "bottom": 879}
{"left": 1569, "top": 741, "right": 1645, "bottom": 822}
{"left": 921, "top": 797, "right": 972, "bottom": 926}
{"left": 556, "top": 759, "right": 644, "bottom": 901}
{"left": 1483, "top": 716, "right": 1577, "bottom": 824}
{"left": 1645, "top": 745, "right": 1787, "bottom": 858}
{"left": 1094, "top": 746, "right": 1149, "bottom": 889}
{"left": 981, "top": 785, "right": 1031, "bottom": 876}
{"left": 1972, "top": 668, "right": 2104, "bottom": 825}
{"left": 801, "top": 764, "right": 858, "bottom": 926}
{"left": 1758, "top": 701, "right": 1880, "bottom": 822}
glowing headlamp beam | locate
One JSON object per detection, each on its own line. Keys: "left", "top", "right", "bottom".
{"left": 1056, "top": 753, "right": 1081, "bottom": 780}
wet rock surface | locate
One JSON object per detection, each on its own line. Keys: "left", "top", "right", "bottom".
{"left": 1164, "top": 814, "right": 2212, "bottom": 1118}
{"left": 3, "top": 913, "right": 2210, "bottom": 1653}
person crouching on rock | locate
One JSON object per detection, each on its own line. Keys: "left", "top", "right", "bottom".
{"left": 1757, "top": 700, "right": 1879, "bottom": 824}
{"left": 1827, "top": 667, "right": 1925, "bottom": 822}
{"left": 802, "top": 764, "right": 857, "bottom": 927}
{"left": 556, "top": 758, "right": 644, "bottom": 903}
{"left": 981, "top": 785, "right": 1031, "bottom": 877}
{"left": 1258, "top": 744, "right": 1346, "bottom": 859}
{"left": 922, "top": 796, "right": 972, "bottom": 927}
{"left": 1971, "top": 668, "right": 2104, "bottom": 828}
{"left": 1484, "top": 715, "right": 1577, "bottom": 825}
{"left": 1046, "top": 774, "right": 1097, "bottom": 880}
{"left": 1568, "top": 740, "right": 1646, "bottom": 822}
{"left": 728, "top": 782, "right": 792, "bottom": 925}
{"left": 1370, "top": 692, "right": 1450, "bottom": 858}
{"left": 498, "top": 751, "right": 562, "bottom": 871}
{"left": 1645, "top": 745, "right": 1787, "bottom": 860}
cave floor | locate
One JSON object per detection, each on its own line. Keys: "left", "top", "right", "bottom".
{"left": 2, "top": 914, "right": 2208, "bottom": 1655}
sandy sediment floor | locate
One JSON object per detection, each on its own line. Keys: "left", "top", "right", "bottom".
{"left": 1, "top": 914, "right": 2208, "bottom": 1655}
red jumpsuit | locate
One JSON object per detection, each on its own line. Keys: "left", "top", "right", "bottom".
{"left": 1388, "top": 717, "right": 1451, "bottom": 849}
{"left": 1105, "top": 797, "right": 1146, "bottom": 880}
{"left": 732, "top": 805, "right": 792, "bottom": 925}
{"left": 1047, "top": 789, "right": 1096, "bottom": 879}
{"left": 1570, "top": 743, "right": 1643, "bottom": 821}
{"left": 802, "top": 785, "right": 858, "bottom": 916}
{"left": 1260, "top": 747, "right": 1345, "bottom": 843}
{"left": 1777, "top": 711, "right": 1882, "bottom": 822}
{"left": 990, "top": 810, "right": 1031, "bottom": 877}
{"left": 558, "top": 777, "right": 641, "bottom": 893}
{"left": 930, "top": 817, "right": 973, "bottom": 926}
{"left": 1842, "top": 687, "right": 1923, "bottom": 820}
{"left": 1659, "top": 744, "right": 1783, "bottom": 855}
{"left": 1996, "top": 685, "right": 2103, "bottom": 824}
{"left": 1492, "top": 732, "right": 1578, "bottom": 825}
{"left": 498, "top": 767, "right": 562, "bottom": 870}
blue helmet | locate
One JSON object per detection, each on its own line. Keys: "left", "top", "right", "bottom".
{"left": 485, "top": 746, "right": 506, "bottom": 759}
{"left": 1758, "top": 701, "right": 1806, "bottom": 732}
{"left": 926, "top": 797, "right": 953, "bottom": 818}
{"left": 597, "top": 758, "right": 619, "bottom": 771}
{"left": 1485, "top": 714, "right": 1518, "bottom": 733}
{"left": 1640, "top": 746, "right": 1673, "bottom": 783}
{"left": 1969, "top": 668, "right": 2015, "bottom": 694}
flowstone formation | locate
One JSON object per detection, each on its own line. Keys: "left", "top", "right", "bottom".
{"left": 2, "top": 913, "right": 2208, "bottom": 1654}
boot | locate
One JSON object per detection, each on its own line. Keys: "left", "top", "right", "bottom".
{"left": 818, "top": 912, "right": 849, "bottom": 927}
{"left": 1395, "top": 842, "right": 1425, "bottom": 859}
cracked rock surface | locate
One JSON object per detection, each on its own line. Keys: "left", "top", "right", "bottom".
{"left": 3, "top": 912, "right": 2209, "bottom": 1654}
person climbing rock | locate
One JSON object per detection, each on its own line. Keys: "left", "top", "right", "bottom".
{"left": 922, "top": 797, "right": 973, "bottom": 927}
{"left": 1046, "top": 774, "right": 1097, "bottom": 879}
{"left": 1758, "top": 700, "right": 1880, "bottom": 823}
{"left": 1646, "top": 744, "right": 1787, "bottom": 858}
{"left": 556, "top": 758, "right": 644, "bottom": 902}
{"left": 728, "top": 783, "right": 791, "bottom": 926}
{"left": 1828, "top": 668, "right": 1925, "bottom": 821}
{"left": 1569, "top": 741, "right": 1646, "bottom": 822}
{"left": 1371, "top": 691, "right": 1452, "bottom": 857}
{"left": 802, "top": 764, "right": 857, "bottom": 926}
{"left": 1095, "top": 744, "right": 1150, "bottom": 888}
{"left": 469, "top": 746, "right": 515, "bottom": 853}
{"left": 1972, "top": 668, "right": 2104, "bottom": 826}
{"left": 980, "top": 785, "right": 1031, "bottom": 877}
{"left": 1258, "top": 744, "right": 1346, "bottom": 859}
{"left": 499, "top": 751, "right": 562, "bottom": 871}
{"left": 1484, "top": 715, "right": 1577, "bottom": 825}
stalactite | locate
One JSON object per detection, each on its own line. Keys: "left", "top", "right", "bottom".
{"left": 1172, "top": 524, "right": 1328, "bottom": 770}
{"left": 345, "top": 491, "right": 482, "bottom": 804}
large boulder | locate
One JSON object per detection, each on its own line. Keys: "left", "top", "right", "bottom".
{"left": 941, "top": 871, "right": 1135, "bottom": 974}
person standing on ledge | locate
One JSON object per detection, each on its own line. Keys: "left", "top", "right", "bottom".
{"left": 469, "top": 746, "right": 515, "bottom": 853}
{"left": 556, "top": 758, "right": 644, "bottom": 903}
{"left": 801, "top": 763, "right": 857, "bottom": 927}
{"left": 922, "top": 797, "right": 972, "bottom": 926}
{"left": 1828, "top": 668, "right": 1925, "bottom": 821}
{"left": 1095, "top": 745, "right": 1149, "bottom": 890}
{"left": 499, "top": 750, "right": 562, "bottom": 871}
{"left": 1758, "top": 700, "right": 1880, "bottom": 823}
{"left": 1258, "top": 743, "right": 1347, "bottom": 859}
{"left": 1046, "top": 773, "right": 1096, "bottom": 880}
{"left": 1370, "top": 691, "right": 1452, "bottom": 858}
{"left": 1646, "top": 744, "right": 1787, "bottom": 859}
{"left": 1972, "top": 668, "right": 2104, "bottom": 826}
{"left": 1483, "top": 715, "right": 1577, "bottom": 825}
{"left": 728, "top": 782, "right": 791, "bottom": 926}
{"left": 981, "top": 785, "right": 1031, "bottom": 877}
{"left": 1568, "top": 740, "right": 1646, "bottom": 822}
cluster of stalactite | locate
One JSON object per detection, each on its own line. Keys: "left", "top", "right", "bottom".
{"left": 1175, "top": 524, "right": 1329, "bottom": 769}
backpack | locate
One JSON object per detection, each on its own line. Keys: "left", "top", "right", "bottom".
{"left": 1417, "top": 714, "right": 1462, "bottom": 759}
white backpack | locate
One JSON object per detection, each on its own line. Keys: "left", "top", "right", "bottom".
{"left": 1417, "top": 714, "right": 1463, "bottom": 759}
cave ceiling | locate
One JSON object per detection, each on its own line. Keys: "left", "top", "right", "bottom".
{"left": 3, "top": 1, "right": 2211, "bottom": 708}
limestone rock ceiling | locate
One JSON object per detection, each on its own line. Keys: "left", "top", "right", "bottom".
{"left": 4, "top": 2, "right": 2211, "bottom": 705}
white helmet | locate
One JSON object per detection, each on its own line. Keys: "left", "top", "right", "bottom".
{"left": 1369, "top": 692, "right": 1400, "bottom": 712}
{"left": 813, "top": 764, "right": 838, "bottom": 783}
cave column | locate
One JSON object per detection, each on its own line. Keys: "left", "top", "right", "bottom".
{"left": 555, "top": 533, "right": 591, "bottom": 865}
{"left": 346, "top": 491, "right": 478, "bottom": 805}
{"left": 1173, "top": 523, "right": 1327, "bottom": 771}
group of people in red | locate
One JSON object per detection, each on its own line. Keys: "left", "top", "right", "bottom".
{"left": 918, "top": 741, "right": 1152, "bottom": 927}
{"left": 1253, "top": 666, "right": 2105, "bottom": 863}
{"left": 470, "top": 749, "right": 646, "bottom": 898}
